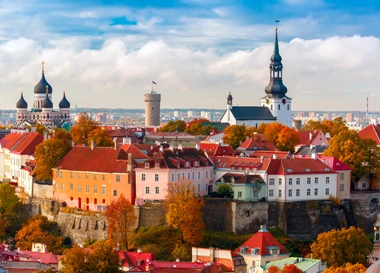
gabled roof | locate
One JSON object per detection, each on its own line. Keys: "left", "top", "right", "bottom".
{"left": 216, "top": 173, "right": 264, "bottom": 185}
{"left": 317, "top": 155, "right": 351, "bottom": 171}
{"left": 21, "top": 250, "right": 61, "bottom": 265}
{"left": 265, "top": 158, "right": 336, "bottom": 175}
{"left": 296, "top": 130, "right": 326, "bottom": 146}
{"left": 229, "top": 106, "right": 276, "bottom": 121}
{"left": 11, "top": 132, "right": 43, "bottom": 155}
{"left": 295, "top": 145, "right": 327, "bottom": 156}
{"left": 54, "top": 147, "right": 131, "bottom": 173}
{"left": 358, "top": 123, "right": 380, "bottom": 145}
{"left": 250, "top": 150, "right": 290, "bottom": 159}
{"left": 118, "top": 251, "right": 153, "bottom": 271}
{"left": 236, "top": 226, "right": 288, "bottom": 256}
{"left": 0, "top": 132, "right": 27, "bottom": 150}
{"left": 199, "top": 142, "right": 234, "bottom": 157}
{"left": 212, "top": 156, "right": 270, "bottom": 171}
{"left": 121, "top": 144, "right": 150, "bottom": 160}
{"left": 239, "top": 137, "right": 278, "bottom": 151}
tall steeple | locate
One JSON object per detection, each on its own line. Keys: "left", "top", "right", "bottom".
{"left": 264, "top": 26, "right": 288, "bottom": 99}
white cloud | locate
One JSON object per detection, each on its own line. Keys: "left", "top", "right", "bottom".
{"left": 2, "top": 35, "right": 380, "bottom": 112}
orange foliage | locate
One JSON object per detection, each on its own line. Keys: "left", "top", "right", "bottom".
{"left": 323, "top": 263, "right": 367, "bottom": 273}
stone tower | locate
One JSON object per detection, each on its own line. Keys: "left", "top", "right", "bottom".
{"left": 144, "top": 91, "right": 161, "bottom": 127}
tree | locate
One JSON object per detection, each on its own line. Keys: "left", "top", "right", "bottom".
{"left": 157, "top": 120, "right": 186, "bottom": 132}
{"left": 276, "top": 127, "right": 300, "bottom": 153}
{"left": 54, "top": 129, "right": 72, "bottom": 147}
{"left": 185, "top": 119, "right": 217, "bottom": 136}
{"left": 70, "top": 112, "right": 98, "bottom": 144}
{"left": 223, "top": 125, "right": 247, "bottom": 149}
{"left": 268, "top": 266, "right": 281, "bottom": 273}
{"left": 61, "top": 240, "right": 122, "bottom": 273}
{"left": 87, "top": 127, "right": 114, "bottom": 147}
{"left": 105, "top": 195, "right": 137, "bottom": 250}
{"left": 281, "top": 264, "right": 304, "bottom": 273}
{"left": 34, "top": 138, "right": 71, "bottom": 181}
{"left": 360, "top": 138, "right": 380, "bottom": 189}
{"left": 262, "top": 122, "right": 285, "bottom": 146}
{"left": 216, "top": 183, "right": 233, "bottom": 198}
{"left": 34, "top": 123, "right": 47, "bottom": 135}
{"left": 165, "top": 180, "right": 205, "bottom": 246}
{"left": 303, "top": 117, "right": 348, "bottom": 137}
{"left": 323, "top": 263, "right": 367, "bottom": 273}
{"left": 310, "top": 226, "right": 371, "bottom": 267}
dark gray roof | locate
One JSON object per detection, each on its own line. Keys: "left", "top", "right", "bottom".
{"left": 230, "top": 106, "right": 276, "bottom": 121}
{"left": 295, "top": 145, "right": 327, "bottom": 156}
{"left": 34, "top": 72, "right": 52, "bottom": 94}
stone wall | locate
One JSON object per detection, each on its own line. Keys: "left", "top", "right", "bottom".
{"left": 33, "top": 183, "right": 54, "bottom": 199}
{"left": 30, "top": 198, "right": 61, "bottom": 221}
{"left": 231, "top": 201, "right": 268, "bottom": 235}
{"left": 138, "top": 204, "right": 166, "bottom": 227}
{"left": 202, "top": 198, "right": 232, "bottom": 232}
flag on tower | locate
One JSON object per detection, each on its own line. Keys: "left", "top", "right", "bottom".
{"left": 152, "top": 81, "right": 157, "bottom": 85}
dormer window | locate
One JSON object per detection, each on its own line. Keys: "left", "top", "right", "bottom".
{"left": 155, "top": 162, "right": 160, "bottom": 168}
{"left": 251, "top": 248, "right": 259, "bottom": 255}
{"left": 194, "top": 161, "right": 199, "bottom": 167}
{"left": 240, "top": 246, "right": 248, "bottom": 254}
{"left": 145, "top": 162, "right": 149, "bottom": 168}
{"left": 268, "top": 247, "right": 279, "bottom": 255}
{"left": 305, "top": 169, "right": 311, "bottom": 172}
{"left": 185, "top": 161, "right": 190, "bottom": 168}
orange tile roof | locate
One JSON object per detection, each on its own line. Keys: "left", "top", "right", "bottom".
{"left": 317, "top": 155, "right": 351, "bottom": 171}
{"left": 250, "top": 150, "right": 290, "bottom": 159}
{"left": 266, "top": 158, "right": 337, "bottom": 175}
{"left": 121, "top": 144, "right": 149, "bottom": 160}
{"left": 11, "top": 133, "right": 43, "bottom": 155}
{"left": 296, "top": 130, "right": 325, "bottom": 146}
{"left": 0, "top": 132, "right": 27, "bottom": 149}
{"left": 358, "top": 124, "right": 380, "bottom": 145}
{"left": 199, "top": 142, "right": 234, "bottom": 156}
{"left": 239, "top": 138, "right": 278, "bottom": 151}
{"left": 54, "top": 147, "right": 131, "bottom": 173}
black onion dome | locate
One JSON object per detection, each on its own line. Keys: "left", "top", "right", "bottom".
{"left": 59, "top": 92, "right": 71, "bottom": 108}
{"left": 16, "top": 92, "right": 28, "bottom": 109}
{"left": 34, "top": 72, "right": 52, "bottom": 94}
{"left": 41, "top": 92, "right": 53, "bottom": 108}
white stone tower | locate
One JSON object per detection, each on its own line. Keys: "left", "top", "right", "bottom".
{"left": 144, "top": 91, "right": 161, "bottom": 127}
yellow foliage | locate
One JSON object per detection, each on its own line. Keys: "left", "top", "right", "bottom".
{"left": 323, "top": 263, "right": 367, "bottom": 273}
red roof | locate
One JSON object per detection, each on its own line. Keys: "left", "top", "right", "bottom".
{"left": 0, "top": 132, "right": 27, "bottom": 149}
{"left": 148, "top": 132, "right": 193, "bottom": 137}
{"left": 236, "top": 227, "right": 288, "bottom": 256}
{"left": 118, "top": 251, "right": 153, "bottom": 271}
{"left": 239, "top": 137, "right": 278, "bottom": 151}
{"left": 199, "top": 142, "right": 234, "bottom": 157}
{"left": 11, "top": 133, "right": 43, "bottom": 155}
{"left": 296, "top": 130, "right": 326, "bottom": 146}
{"left": 358, "top": 124, "right": 380, "bottom": 145}
{"left": 211, "top": 156, "right": 270, "bottom": 171}
{"left": 121, "top": 144, "right": 149, "bottom": 160}
{"left": 54, "top": 147, "right": 131, "bottom": 173}
{"left": 149, "top": 261, "right": 221, "bottom": 273}
{"left": 265, "top": 158, "right": 337, "bottom": 175}
{"left": 20, "top": 250, "right": 61, "bottom": 265}
{"left": 317, "top": 155, "right": 352, "bottom": 171}
{"left": 250, "top": 150, "right": 290, "bottom": 159}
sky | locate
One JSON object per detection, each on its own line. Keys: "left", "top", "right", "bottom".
{"left": 3, "top": 0, "right": 380, "bottom": 111}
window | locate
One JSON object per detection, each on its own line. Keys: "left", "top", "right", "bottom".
{"left": 155, "top": 174, "right": 159, "bottom": 181}
{"left": 85, "top": 173, "right": 89, "bottom": 179}
{"left": 307, "top": 189, "right": 311, "bottom": 196}
{"left": 146, "top": 187, "right": 150, "bottom": 194}
{"left": 188, "top": 173, "right": 190, "bottom": 180}
{"left": 271, "top": 104, "right": 273, "bottom": 110}
{"left": 269, "top": 178, "right": 275, "bottom": 186}
{"left": 278, "top": 104, "right": 280, "bottom": 110}
{"left": 288, "top": 178, "right": 292, "bottom": 185}
{"left": 70, "top": 172, "right": 73, "bottom": 178}
{"left": 198, "top": 184, "right": 200, "bottom": 192}
{"left": 113, "top": 190, "right": 117, "bottom": 196}
{"left": 205, "top": 184, "right": 208, "bottom": 191}
{"left": 70, "top": 183, "right": 73, "bottom": 190}
{"left": 296, "top": 189, "right": 300, "bottom": 196}
{"left": 78, "top": 172, "right": 81, "bottom": 178}
{"left": 102, "top": 185, "right": 106, "bottom": 194}
{"left": 325, "top": 188, "right": 330, "bottom": 195}
{"left": 287, "top": 104, "right": 290, "bottom": 110}
{"left": 102, "top": 174, "right": 106, "bottom": 180}
{"left": 78, "top": 185, "right": 81, "bottom": 193}
{"left": 192, "top": 172, "right": 194, "bottom": 180}
{"left": 61, "top": 183, "right": 64, "bottom": 190}
{"left": 206, "top": 171, "right": 208, "bottom": 178}
{"left": 296, "top": 178, "right": 300, "bottom": 185}
{"left": 116, "top": 175, "right": 120, "bottom": 182}
{"left": 269, "top": 190, "right": 274, "bottom": 197}
{"left": 211, "top": 171, "right": 213, "bottom": 178}
{"left": 253, "top": 191, "right": 258, "bottom": 197}
{"left": 340, "top": 184, "right": 344, "bottom": 191}
{"left": 288, "top": 189, "right": 292, "bottom": 197}
{"left": 278, "top": 178, "right": 282, "bottom": 185}
{"left": 326, "top": 177, "right": 330, "bottom": 184}
{"left": 172, "top": 174, "right": 175, "bottom": 182}
{"left": 198, "top": 172, "right": 200, "bottom": 179}
{"left": 94, "top": 186, "right": 97, "bottom": 194}
{"left": 340, "top": 173, "right": 344, "bottom": 180}
{"left": 86, "top": 185, "right": 89, "bottom": 193}
{"left": 314, "top": 189, "right": 318, "bottom": 196}
{"left": 94, "top": 174, "right": 97, "bottom": 180}
{"left": 307, "top": 178, "right": 311, "bottom": 184}
{"left": 278, "top": 190, "right": 282, "bottom": 197}
{"left": 315, "top": 177, "right": 318, "bottom": 184}
{"left": 155, "top": 187, "right": 159, "bottom": 194}
{"left": 178, "top": 173, "right": 180, "bottom": 180}
{"left": 142, "top": 174, "right": 146, "bottom": 181}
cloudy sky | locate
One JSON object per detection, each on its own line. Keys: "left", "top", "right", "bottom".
{"left": 3, "top": 0, "right": 380, "bottom": 110}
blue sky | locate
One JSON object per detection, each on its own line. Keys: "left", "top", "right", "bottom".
{"left": 2, "top": 0, "right": 380, "bottom": 110}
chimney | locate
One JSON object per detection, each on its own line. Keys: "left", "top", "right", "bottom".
{"left": 260, "top": 225, "right": 267, "bottom": 231}
{"left": 43, "top": 130, "right": 48, "bottom": 140}
{"left": 311, "top": 153, "right": 317, "bottom": 160}
{"left": 178, "top": 144, "right": 183, "bottom": 150}
{"left": 71, "top": 141, "right": 75, "bottom": 147}
{"left": 195, "top": 143, "right": 200, "bottom": 150}
{"left": 159, "top": 146, "right": 164, "bottom": 152}
{"left": 91, "top": 140, "right": 96, "bottom": 150}
{"left": 114, "top": 139, "right": 118, "bottom": 150}
{"left": 176, "top": 258, "right": 180, "bottom": 262}
{"left": 169, "top": 145, "right": 174, "bottom": 152}
{"left": 209, "top": 247, "right": 215, "bottom": 262}
{"left": 260, "top": 156, "right": 264, "bottom": 163}
{"left": 127, "top": 153, "right": 134, "bottom": 173}
{"left": 309, "top": 132, "right": 313, "bottom": 140}
{"left": 116, "top": 243, "right": 120, "bottom": 251}
{"left": 253, "top": 132, "right": 257, "bottom": 140}
{"left": 142, "top": 127, "right": 146, "bottom": 137}
{"left": 272, "top": 154, "right": 277, "bottom": 159}
{"left": 122, "top": 137, "right": 127, "bottom": 145}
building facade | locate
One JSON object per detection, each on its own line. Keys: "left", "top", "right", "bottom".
{"left": 144, "top": 92, "right": 161, "bottom": 127}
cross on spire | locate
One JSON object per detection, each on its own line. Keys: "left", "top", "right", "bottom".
{"left": 41, "top": 61, "right": 45, "bottom": 73}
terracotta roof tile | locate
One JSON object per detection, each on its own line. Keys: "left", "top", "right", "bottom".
{"left": 267, "top": 158, "right": 336, "bottom": 175}
{"left": 239, "top": 138, "right": 278, "bottom": 151}
{"left": 0, "top": 132, "right": 27, "bottom": 149}
{"left": 358, "top": 124, "right": 380, "bottom": 145}
{"left": 317, "top": 155, "right": 352, "bottom": 171}
{"left": 11, "top": 133, "right": 43, "bottom": 155}
{"left": 199, "top": 142, "right": 234, "bottom": 156}
{"left": 121, "top": 144, "right": 150, "bottom": 160}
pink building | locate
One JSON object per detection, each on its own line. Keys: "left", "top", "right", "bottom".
{"left": 295, "top": 130, "right": 328, "bottom": 149}
{"left": 135, "top": 146, "right": 213, "bottom": 202}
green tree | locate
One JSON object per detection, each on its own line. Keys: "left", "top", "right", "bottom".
{"left": 105, "top": 195, "right": 137, "bottom": 250}
{"left": 70, "top": 112, "right": 98, "bottom": 144}
{"left": 185, "top": 119, "right": 217, "bottom": 135}
{"left": 34, "top": 138, "right": 72, "bottom": 181}
{"left": 310, "top": 226, "right": 371, "bottom": 267}
{"left": 165, "top": 180, "right": 205, "bottom": 246}
{"left": 87, "top": 127, "right": 114, "bottom": 147}
{"left": 223, "top": 125, "right": 247, "bottom": 149}
{"left": 157, "top": 120, "right": 186, "bottom": 132}
{"left": 216, "top": 183, "right": 233, "bottom": 198}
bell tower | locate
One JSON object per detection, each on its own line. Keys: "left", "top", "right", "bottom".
{"left": 261, "top": 23, "right": 292, "bottom": 127}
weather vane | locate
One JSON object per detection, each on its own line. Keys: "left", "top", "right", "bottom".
{"left": 275, "top": 20, "right": 280, "bottom": 30}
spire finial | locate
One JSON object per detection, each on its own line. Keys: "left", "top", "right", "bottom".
{"left": 46, "top": 85, "right": 48, "bottom": 94}
{"left": 275, "top": 19, "right": 280, "bottom": 30}
{"left": 64, "top": 85, "right": 66, "bottom": 94}
{"left": 41, "top": 61, "right": 45, "bottom": 73}
{"left": 20, "top": 86, "right": 23, "bottom": 95}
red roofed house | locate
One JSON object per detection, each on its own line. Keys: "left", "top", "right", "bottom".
{"left": 192, "top": 247, "right": 246, "bottom": 273}
{"left": 199, "top": 141, "right": 234, "bottom": 157}
{"left": 236, "top": 225, "right": 289, "bottom": 272}
{"left": 118, "top": 249, "right": 153, "bottom": 272}
{"left": 121, "top": 143, "right": 150, "bottom": 162}
{"left": 147, "top": 261, "right": 222, "bottom": 273}
{"left": 318, "top": 155, "right": 352, "bottom": 199}
{"left": 295, "top": 130, "right": 328, "bottom": 150}
{"left": 237, "top": 133, "right": 278, "bottom": 155}
{"left": 358, "top": 123, "right": 380, "bottom": 146}
{"left": 52, "top": 145, "right": 135, "bottom": 211}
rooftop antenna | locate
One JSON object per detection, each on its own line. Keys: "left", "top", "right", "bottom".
{"left": 366, "top": 97, "right": 369, "bottom": 117}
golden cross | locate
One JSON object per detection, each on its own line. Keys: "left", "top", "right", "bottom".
{"left": 41, "top": 61, "right": 45, "bottom": 73}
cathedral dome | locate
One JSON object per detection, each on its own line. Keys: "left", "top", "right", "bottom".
{"left": 34, "top": 62, "right": 52, "bottom": 94}
{"left": 16, "top": 92, "right": 28, "bottom": 109}
{"left": 41, "top": 92, "right": 53, "bottom": 109}
{"left": 367, "top": 260, "right": 380, "bottom": 273}
{"left": 59, "top": 92, "right": 70, "bottom": 109}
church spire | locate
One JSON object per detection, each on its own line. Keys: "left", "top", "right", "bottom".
{"left": 264, "top": 25, "right": 288, "bottom": 98}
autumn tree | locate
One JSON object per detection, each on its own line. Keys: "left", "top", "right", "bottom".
{"left": 276, "top": 126, "right": 300, "bottom": 153}
{"left": 53, "top": 129, "right": 72, "bottom": 148}
{"left": 185, "top": 119, "right": 217, "bottom": 136}
{"left": 323, "top": 263, "right": 367, "bottom": 273}
{"left": 165, "top": 180, "right": 205, "bottom": 246}
{"left": 0, "top": 183, "right": 27, "bottom": 239}
{"left": 105, "top": 195, "right": 137, "bottom": 250}
{"left": 303, "top": 117, "right": 348, "bottom": 137}
{"left": 262, "top": 122, "right": 285, "bottom": 146}
{"left": 281, "top": 264, "right": 304, "bottom": 273}
{"left": 61, "top": 240, "right": 121, "bottom": 273}
{"left": 311, "top": 226, "right": 371, "bottom": 267}
{"left": 70, "top": 112, "right": 98, "bottom": 144}
{"left": 157, "top": 120, "right": 186, "bottom": 132}
{"left": 34, "top": 138, "right": 71, "bottom": 181}
{"left": 87, "top": 127, "right": 114, "bottom": 147}
{"left": 34, "top": 123, "right": 47, "bottom": 135}
{"left": 268, "top": 266, "right": 281, "bottom": 273}
{"left": 223, "top": 125, "right": 247, "bottom": 149}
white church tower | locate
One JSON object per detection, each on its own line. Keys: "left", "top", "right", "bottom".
{"left": 261, "top": 26, "right": 292, "bottom": 127}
